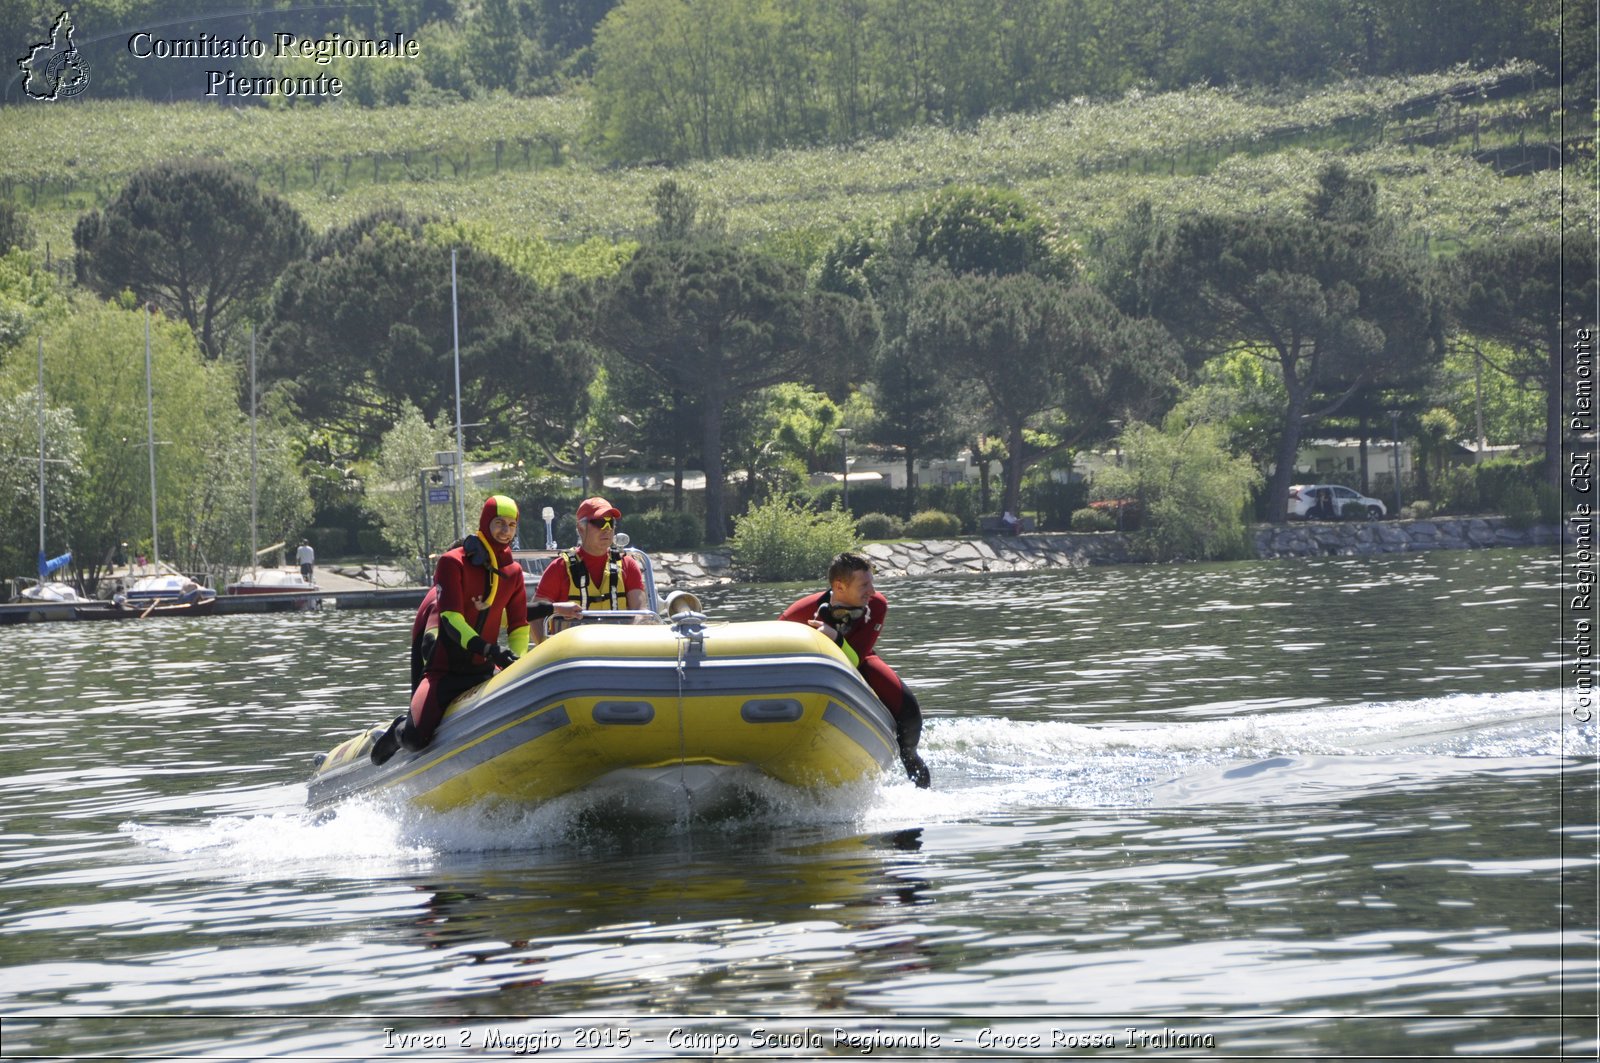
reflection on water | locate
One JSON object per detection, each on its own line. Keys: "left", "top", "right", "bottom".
{"left": 0, "top": 548, "right": 1593, "bottom": 1058}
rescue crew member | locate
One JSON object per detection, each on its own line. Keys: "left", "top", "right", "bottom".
{"left": 531, "top": 496, "right": 646, "bottom": 643}
{"left": 779, "top": 552, "right": 931, "bottom": 788}
{"left": 372, "top": 494, "right": 580, "bottom": 765}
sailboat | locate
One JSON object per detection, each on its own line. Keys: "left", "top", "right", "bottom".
{"left": 221, "top": 329, "right": 318, "bottom": 609}
{"left": 18, "top": 335, "right": 87, "bottom": 614}
{"left": 110, "top": 307, "right": 216, "bottom": 617}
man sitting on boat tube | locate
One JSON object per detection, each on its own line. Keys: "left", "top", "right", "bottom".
{"left": 372, "top": 494, "right": 581, "bottom": 765}
{"left": 530, "top": 496, "right": 646, "bottom": 643}
{"left": 780, "top": 552, "right": 932, "bottom": 788}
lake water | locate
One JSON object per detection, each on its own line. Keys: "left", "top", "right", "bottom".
{"left": 0, "top": 547, "right": 1593, "bottom": 1059}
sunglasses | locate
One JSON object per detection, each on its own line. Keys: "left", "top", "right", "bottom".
{"left": 585, "top": 516, "right": 617, "bottom": 529}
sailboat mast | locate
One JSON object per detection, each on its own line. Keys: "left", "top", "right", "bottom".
{"left": 144, "top": 305, "right": 159, "bottom": 570}
{"left": 249, "top": 328, "right": 258, "bottom": 578}
{"left": 451, "top": 248, "right": 466, "bottom": 542}
{"left": 37, "top": 334, "right": 45, "bottom": 571}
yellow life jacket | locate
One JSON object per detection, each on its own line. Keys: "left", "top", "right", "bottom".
{"left": 560, "top": 548, "right": 623, "bottom": 611}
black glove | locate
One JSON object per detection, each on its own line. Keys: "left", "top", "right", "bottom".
{"left": 465, "top": 635, "right": 516, "bottom": 668}
{"left": 900, "top": 749, "right": 931, "bottom": 788}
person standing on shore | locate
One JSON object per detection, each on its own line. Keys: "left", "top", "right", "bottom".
{"left": 296, "top": 539, "right": 315, "bottom": 581}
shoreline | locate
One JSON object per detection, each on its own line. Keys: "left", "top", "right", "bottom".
{"left": 650, "top": 516, "right": 1565, "bottom": 589}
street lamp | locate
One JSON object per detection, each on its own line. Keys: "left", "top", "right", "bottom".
{"left": 835, "top": 428, "right": 853, "bottom": 513}
{"left": 541, "top": 506, "right": 556, "bottom": 550}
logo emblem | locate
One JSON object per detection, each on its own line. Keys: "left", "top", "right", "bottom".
{"left": 19, "top": 11, "right": 90, "bottom": 100}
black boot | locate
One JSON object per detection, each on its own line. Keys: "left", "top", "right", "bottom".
{"left": 896, "top": 689, "right": 931, "bottom": 788}
{"left": 370, "top": 714, "right": 406, "bottom": 766}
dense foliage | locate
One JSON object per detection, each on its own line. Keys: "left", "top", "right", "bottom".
{"left": 588, "top": 0, "right": 1565, "bottom": 160}
{"left": 729, "top": 495, "right": 857, "bottom": 583}
{"left": 1096, "top": 420, "right": 1261, "bottom": 562}
{"left": 0, "top": 0, "right": 1588, "bottom": 590}
{"left": 1140, "top": 163, "right": 1446, "bottom": 519}
{"left": 74, "top": 162, "right": 309, "bottom": 358}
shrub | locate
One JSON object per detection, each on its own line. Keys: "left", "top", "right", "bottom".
{"left": 621, "top": 509, "right": 702, "bottom": 551}
{"left": 1097, "top": 421, "right": 1260, "bottom": 562}
{"left": 306, "top": 525, "right": 354, "bottom": 557}
{"left": 1500, "top": 482, "right": 1540, "bottom": 529}
{"left": 1339, "top": 500, "right": 1368, "bottom": 520}
{"left": 1400, "top": 500, "right": 1434, "bottom": 520}
{"left": 905, "top": 509, "right": 962, "bottom": 538}
{"left": 1536, "top": 483, "right": 1561, "bottom": 525}
{"left": 920, "top": 483, "right": 979, "bottom": 531}
{"left": 1024, "top": 480, "right": 1089, "bottom": 531}
{"left": 856, "top": 512, "right": 902, "bottom": 539}
{"left": 1476, "top": 458, "right": 1542, "bottom": 513}
{"left": 1070, "top": 506, "right": 1114, "bottom": 532}
{"left": 731, "top": 495, "right": 858, "bottom": 583}
{"left": 1433, "top": 466, "right": 1478, "bottom": 514}
{"left": 355, "top": 528, "right": 389, "bottom": 555}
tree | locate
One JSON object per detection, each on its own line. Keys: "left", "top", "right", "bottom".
{"left": 1143, "top": 163, "right": 1444, "bottom": 521}
{"left": 74, "top": 162, "right": 309, "bottom": 359}
{"left": 0, "top": 391, "right": 84, "bottom": 585}
{"left": 896, "top": 186, "right": 1076, "bottom": 281}
{"left": 178, "top": 415, "right": 313, "bottom": 583}
{"left": 0, "top": 295, "right": 246, "bottom": 592}
{"left": 1450, "top": 232, "right": 1596, "bottom": 490}
{"left": 260, "top": 214, "right": 592, "bottom": 458}
{"left": 818, "top": 188, "right": 1076, "bottom": 516}
{"left": 0, "top": 202, "right": 34, "bottom": 254}
{"left": 596, "top": 241, "right": 833, "bottom": 543}
{"left": 1097, "top": 419, "right": 1261, "bottom": 562}
{"left": 366, "top": 403, "right": 458, "bottom": 581}
{"left": 909, "top": 271, "right": 1178, "bottom": 516}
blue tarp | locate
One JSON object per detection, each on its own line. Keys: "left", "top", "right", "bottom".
{"left": 38, "top": 550, "right": 71, "bottom": 579}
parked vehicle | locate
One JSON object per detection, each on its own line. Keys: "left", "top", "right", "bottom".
{"left": 1288, "top": 484, "right": 1387, "bottom": 520}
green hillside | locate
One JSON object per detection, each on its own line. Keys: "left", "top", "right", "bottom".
{"left": 0, "top": 61, "right": 1572, "bottom": 263}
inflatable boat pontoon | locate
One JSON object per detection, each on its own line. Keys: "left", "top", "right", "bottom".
{"left": 307, "top": 549, "right": 899, "bottom": 811}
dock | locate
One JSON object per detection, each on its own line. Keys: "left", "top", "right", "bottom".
{"left": 0, "top": 566, "right": 427, "bottom": 626}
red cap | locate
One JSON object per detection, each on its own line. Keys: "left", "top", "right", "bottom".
{"left": 576, "top": 496, "right": 621, "bottom": 521}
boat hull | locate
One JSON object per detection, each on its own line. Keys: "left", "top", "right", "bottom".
{"left": 307, "top": 621, "right": 899, "bottom": 811}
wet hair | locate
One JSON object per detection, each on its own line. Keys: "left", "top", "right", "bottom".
{"left": 827, "top": 551, "right": 872, "bottom": 586}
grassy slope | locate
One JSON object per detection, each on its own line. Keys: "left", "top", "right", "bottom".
{"left": 1, "top": 62, "right": 1569, "bottom": 262}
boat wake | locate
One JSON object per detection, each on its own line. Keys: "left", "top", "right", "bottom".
{"left": 123, "top": 690, "right": 1588, "bottom": 867}
{"left": 910, "top": 687, "right": 1589, "bottom": 813}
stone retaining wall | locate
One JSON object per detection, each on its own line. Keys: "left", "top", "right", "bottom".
{"left": 1253, "top": 516, "right": 1562, "bottom": 558}
{"left": 650, "top": 516, "right": 1562, "bottom": 589}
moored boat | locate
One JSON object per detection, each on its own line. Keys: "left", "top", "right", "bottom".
{"left": 224, "top": 568, "right": 320, "bottom": 610}
{"left": 307, "top": 585, "right": 899, "bottom": 812}
{"left": 112, "top": 573, "right": 219, "bottom": 616}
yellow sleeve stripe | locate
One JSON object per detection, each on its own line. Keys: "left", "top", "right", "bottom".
{"left": 441, "top": 609, "right": 477, "bottom": 648}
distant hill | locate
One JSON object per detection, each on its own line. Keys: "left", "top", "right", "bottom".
{"left": 3, "top": 62, "right": 1577, "bottom": 269}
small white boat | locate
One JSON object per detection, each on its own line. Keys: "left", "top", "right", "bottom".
{"left": 113, "top": 574, "right": 218, "bottom": 616}
{"left": 18, "top": 579, "right": 88, "bottom": 603}
{"left": 6, "top": 578, "right": 89, "bottom": 623}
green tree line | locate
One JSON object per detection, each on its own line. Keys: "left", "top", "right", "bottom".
{"left": 0, "top": 156, "right": 1586, "bottom": 582}
{"left": 7, "top": 0, "right": 1578, "bottom": 137}
{"left": 589, "top": 0, "right": 1569, "bottom": 161}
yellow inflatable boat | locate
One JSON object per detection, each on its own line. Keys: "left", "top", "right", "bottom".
{"left": 306, "top": 602, "right": 900, "bottom": 812}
